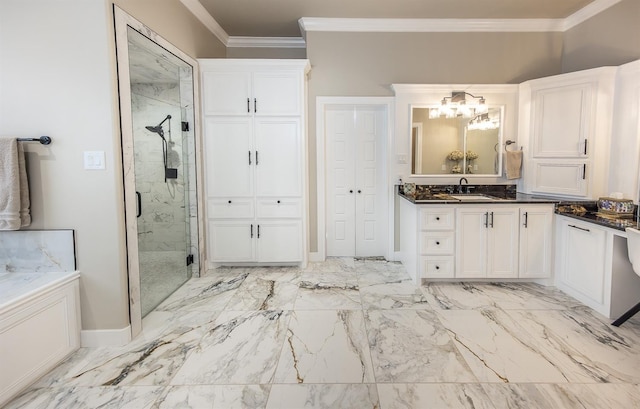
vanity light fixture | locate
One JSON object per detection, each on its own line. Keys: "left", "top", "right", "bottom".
{"left": 467, "top": 112, "right": 499, "bottom": 130}
{"left": 429, "top": 91, "right": 488, "bottom": 119}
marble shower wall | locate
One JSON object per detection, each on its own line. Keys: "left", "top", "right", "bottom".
{"left": 131, "top": 78, "right": 199, "bottom": 276}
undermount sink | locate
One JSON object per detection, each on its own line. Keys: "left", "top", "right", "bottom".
{"left": 449, "top": 194, "right": 497, "bottom": 201}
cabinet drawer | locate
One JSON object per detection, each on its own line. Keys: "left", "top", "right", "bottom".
{"left": 421, "top": 256, "right": 455, "bottom": 278}
{"left": 256, "top": 199, "right": 301, "bottom": 218}
{"left": 420, "top": 231, "right": 454, "bottom": 255}
{"left": 420, "top": 208, "right": 455, "bottom": 230}
{"left": 208, "top": 199, "right": 254, "bottom": 219}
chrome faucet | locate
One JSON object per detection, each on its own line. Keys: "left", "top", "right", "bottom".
{"left": 458, "top": 177, "right": 468, "bottom": 194}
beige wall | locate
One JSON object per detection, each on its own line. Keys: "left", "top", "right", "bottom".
{"left": 562, "top": 0, "right": 640, "bottom": 73}
{"left": 0, "top": 0, "right": 223, "bottom": 333}
{"left": 305, "top": 31, "right": 563, "bottom": 251}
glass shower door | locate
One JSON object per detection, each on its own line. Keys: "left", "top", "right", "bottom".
{"left": 127, "top": 27, "right": 195, "bottom": 317}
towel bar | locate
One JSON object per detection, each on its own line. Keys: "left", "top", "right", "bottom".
{"left": 16, "top": 136, "right": 52, "bottom": 145}
{"left": 504, "top": 140, "right": 521, "bottom": 151}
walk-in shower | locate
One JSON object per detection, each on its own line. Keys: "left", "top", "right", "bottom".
{"left": 115, "top": 12, "right": 200, "bottom": 332}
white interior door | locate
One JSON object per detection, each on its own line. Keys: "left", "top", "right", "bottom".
{"left": 354, "top": 107, "right": 387, "bottom": 256}
{"left": 326, "top": 108, "right": 356, "bottom": 256}
{"left": 325, "top": 105, "right": 387, "bottom": 257}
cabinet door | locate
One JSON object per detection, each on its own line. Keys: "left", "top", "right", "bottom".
{"left": 254, "top": 118, "right": 301, "bottom": 197}
{"left": 456, "top": 208, "right": 488, "bottom": 278}
{"left": 519, "top": 206, "right": 553, "bottom": 278}
{"left": 561, "top": 220, "right": 606, "bottom": 304}
{"left": 208, "top": 221, "right": 254, "bottom": 262}
{"left": 256, "top": 220, "right": 302, "bottom": 262}
{"left": 204, "top": 117, "right": 254, "bottom": 198}
{"left": 531, "top": 161, "right": 588, "bottom": 197}
{"left": 253, "top": 72, "right": 301, "bottom": 116}
{"left": 531, "top": 83, "right": 591, "bottom": 158}
{"left": 486, "top": 207, "right": 519, "bottom": 278}
{"left": 202, "top": 71, "right": 252, "bottom": 116}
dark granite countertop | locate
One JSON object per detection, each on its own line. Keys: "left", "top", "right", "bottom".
{"left": 397, "top": 184, "right": 639, "bottom": 231}
{"left": 398, "top": 190, "right": 586, "bottom": 205}
{"left": 554, "top": 209, "right": 639, "bottom": 232}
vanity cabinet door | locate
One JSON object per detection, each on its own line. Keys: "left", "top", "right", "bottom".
{"left": 456, "top": 208, "right": 488, "bottom": 278}
{"left": 559, "top": 218, "right": 606, "bottom": 304}
{"left": 456, "top": 206, "right": 519, "bottom": 278}
{"left": 519, "top": 206, "right": 553, "bottom": 278}
{"left": 487, "top": 207, "right": 519, "bottom": 278}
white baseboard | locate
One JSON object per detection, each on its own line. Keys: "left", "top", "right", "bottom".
{"left": 391, "top": 251, "right": 402, "bottom": 262}
{"left": 81, "top": 326, "right": 131, "bottom": 347}
{"left": 308, "top": 252, "right": 325, "bottom": 262}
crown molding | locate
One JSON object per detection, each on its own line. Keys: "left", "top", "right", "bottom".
{"left": 183, "top": 0, "right": 623, "bottom": 48}
{"left": 299, "top": 18, "right": 565, "bottom": 33}
{"left": 226, "top": 36, "right": 306, "bottom": 48}
{"left": 562, "top": 0, "right": 623, "bottom": 31}
{"left": 179, "top": 0, "right": 229, "bottom": 45}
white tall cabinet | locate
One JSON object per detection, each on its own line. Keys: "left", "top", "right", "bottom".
{"left": 199, "top": 59, "right": 310, "bottom": 267}
{"left": 519, "top": 67, "right": 617, "bottom": 198}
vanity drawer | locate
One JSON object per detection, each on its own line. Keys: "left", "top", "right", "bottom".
{"left": 421, "top": 256, "right": 455, "bottom": 278}
{"left": 256, "top": 199, "right": 301, "bottom": 218}
{"left": 420, "top": 208, "right": 455, "bottom": 230}
{"left": 208, "top": 199, "right": 254, "bottom": 219}
{"left": 420, "top": 231, "right": 454, "bottom": 255}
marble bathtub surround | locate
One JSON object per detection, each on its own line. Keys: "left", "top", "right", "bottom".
{"left": 0, "top": 230, "right": 75, "bottom": 273}
{"left": 6, "top": 258, "right": 640, "bottom": 408}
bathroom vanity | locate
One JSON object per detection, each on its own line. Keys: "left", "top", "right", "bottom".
{"left": 399, "top": 187, "right": 556, "bottom": 284}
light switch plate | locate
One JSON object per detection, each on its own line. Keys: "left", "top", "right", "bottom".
{"left": 84, "top": 151, "right": 105, "bottom": 170}
{"left": 397, "top": 154, "right": 408, "bottom": 164}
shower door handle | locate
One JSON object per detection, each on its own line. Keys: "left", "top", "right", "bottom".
{"left": 136, "top": 191, "right": 142, "bottom": 218}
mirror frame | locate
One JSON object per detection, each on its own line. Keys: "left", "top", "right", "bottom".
{"left": 409, "top": 104, "right": 505, "bottom": 177}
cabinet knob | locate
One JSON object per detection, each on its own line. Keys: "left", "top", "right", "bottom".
{"left": 435, "top": 265, "right": 440, "bottom": 270}
{"left": 436, "top": 217, "right": 440, "bottom": 221}
{"left": 228, "top": 200, "right": 232, "bottom": 204}
{"left": 277, "top": 200, "right": 281, "bottom": 204}
{"left": 357, "top": 190, "right": 362, "bottom": 194}
{"left": 349, "top": 190, "right": 354, "bottom": 193}
{"left": 436, "top": 241, "right": 440, "bottom": 245}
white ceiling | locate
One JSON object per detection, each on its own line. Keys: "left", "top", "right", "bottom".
{"left": 196, "top": 0, "right": 598, "bottom": 37}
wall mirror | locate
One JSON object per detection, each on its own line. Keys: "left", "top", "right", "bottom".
{"left": 410, "top": 105, "right": 504, "bottom": 176}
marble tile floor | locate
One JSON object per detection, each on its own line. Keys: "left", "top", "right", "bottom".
{"left": 7, "top": 258, "right": 640, "bottom": 408}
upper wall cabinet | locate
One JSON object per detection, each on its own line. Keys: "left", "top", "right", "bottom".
{"left": 201, "top": 60, "right": 305, "bottom": 117}
{"left": 519, "top": 67, "right": 617, "bottom": 198}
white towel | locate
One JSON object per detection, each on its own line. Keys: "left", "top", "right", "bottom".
{"left": 0, "top": 138, "right": 30, "bottom": 230}
{"left": 505, "top": 150, "right": 523, "bottom": 180}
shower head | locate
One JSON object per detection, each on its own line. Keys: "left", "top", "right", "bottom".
{"left": 145, "top": 115, "right": 171, "bottom": 140}
{"left": 145, "top": 125, "right": 166, "bottom": 140}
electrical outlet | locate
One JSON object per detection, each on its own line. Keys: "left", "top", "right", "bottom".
{"left": 441, "top": 164, "right": 447, "bottom": 171}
